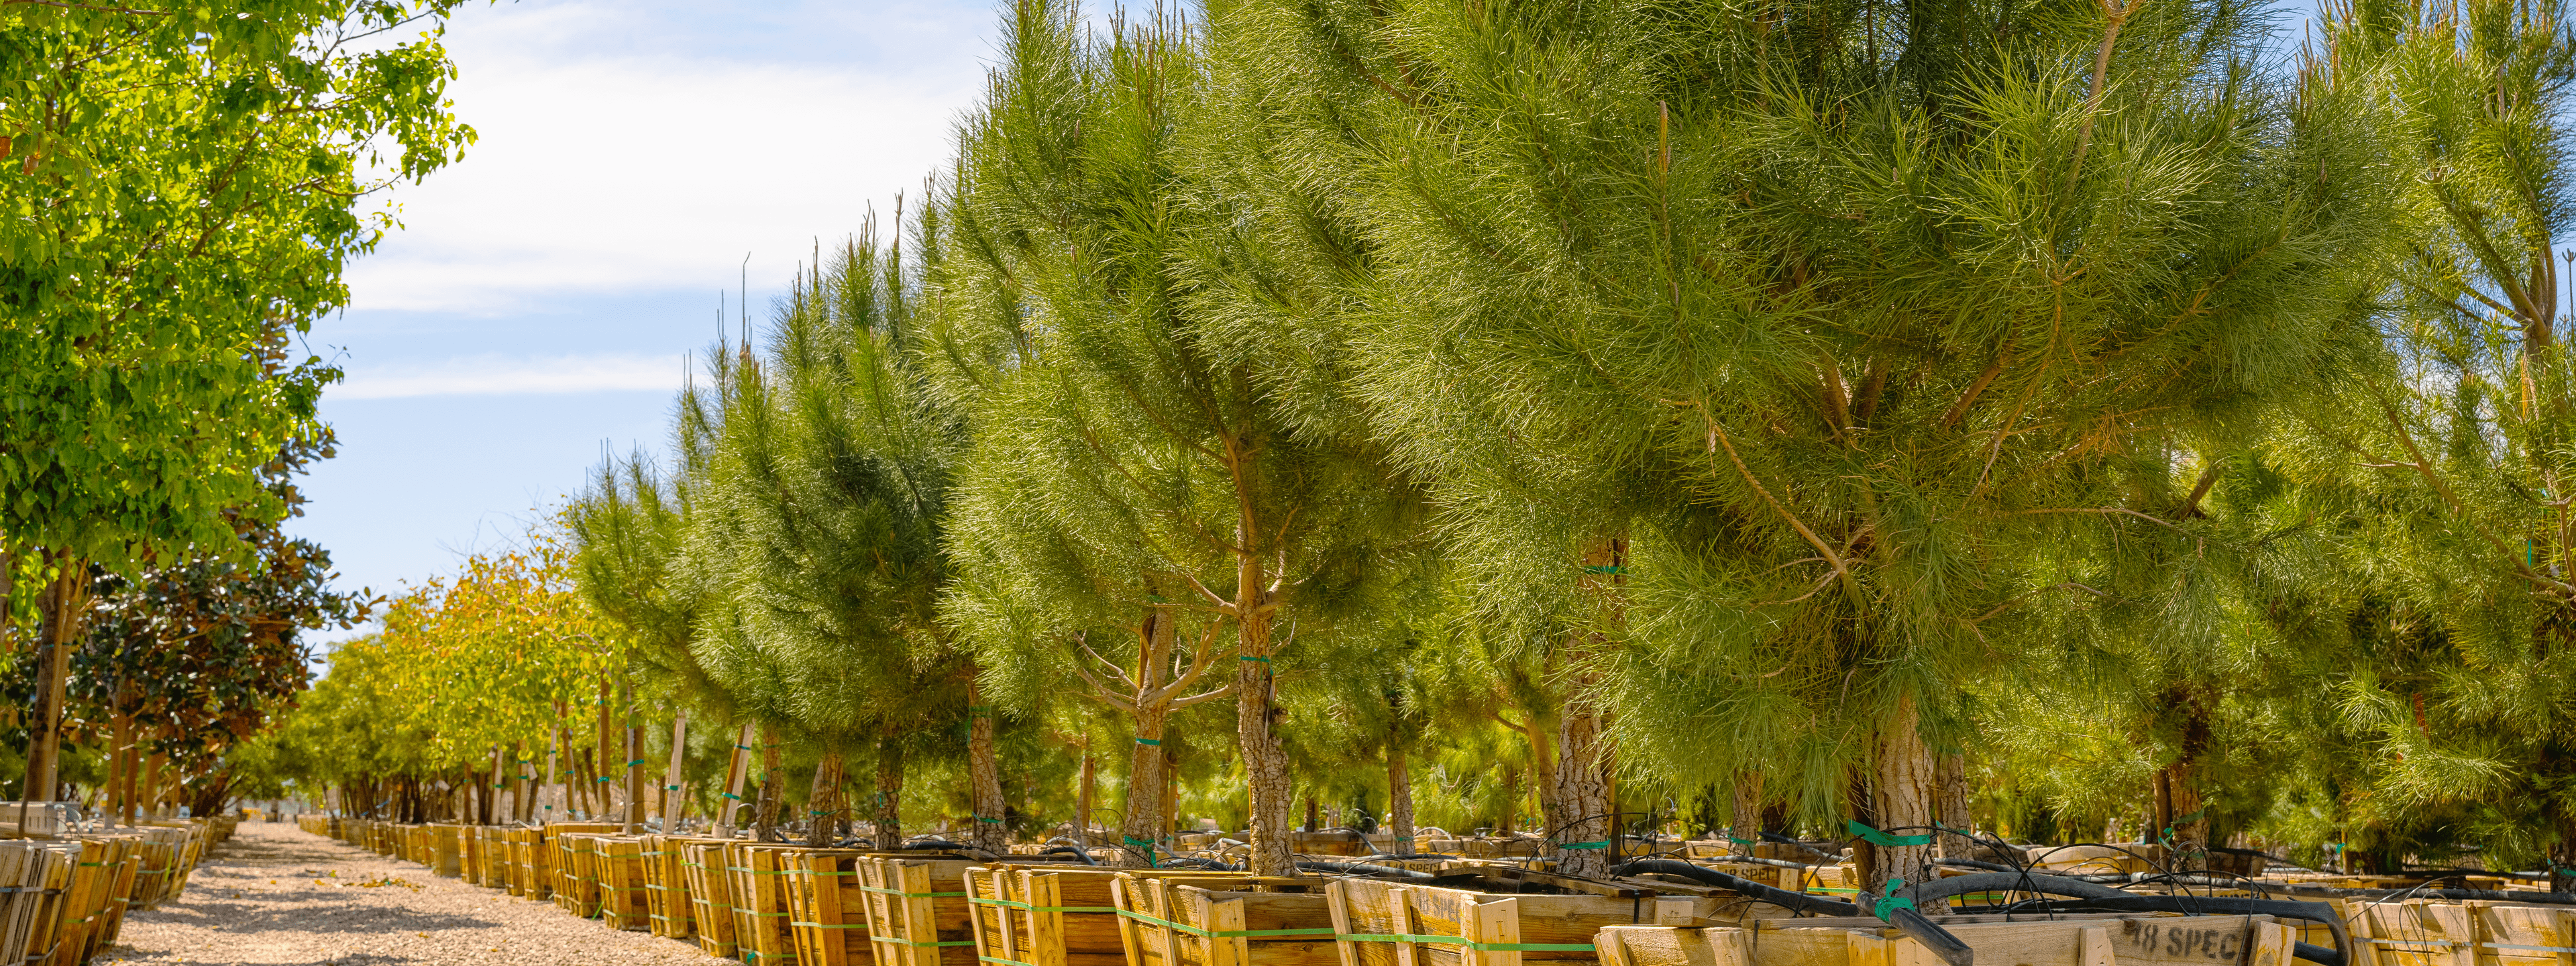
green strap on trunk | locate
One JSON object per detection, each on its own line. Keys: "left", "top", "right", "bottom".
{"left": 1846, "top": 820, "right": 1931, "bottom": 847}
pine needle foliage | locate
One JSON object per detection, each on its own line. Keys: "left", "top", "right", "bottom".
{"left": 927, "top": 0, "right": 1430, "bottom": 875}
{"left": 1197, "top": 0, "right": 2390, "bottom": 887}
{"left": 682, "top": 220, "right": 969, "bottom": 843}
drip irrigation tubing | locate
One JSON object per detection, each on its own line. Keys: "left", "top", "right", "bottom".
{"left": 1298, "top": 860, "right": 1435, "bottom": 879}
{"left": 1608, "top": 858, "right": 1860, "bottom": 916}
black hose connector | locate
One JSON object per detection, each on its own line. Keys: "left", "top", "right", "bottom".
{"left": 1609, "top": 859, "right": 1860, "bottom": 916}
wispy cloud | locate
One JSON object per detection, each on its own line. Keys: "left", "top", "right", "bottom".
{"left": 336, "top": 353, "right": 687, "bottom": 400}
{"left": 343, "top": 0, "right": 988, "bottom": 315}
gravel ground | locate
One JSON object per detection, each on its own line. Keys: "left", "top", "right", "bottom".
{"left": 106, "top": 821, "right": 712, "bottom": 965}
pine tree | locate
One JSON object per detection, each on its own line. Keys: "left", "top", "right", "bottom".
{"left": 926, "top": 0, "right": 1426, "bottom": 875}
{"left": 2251, "top": 0, "right": 2576, "bottom": 888}
{"left": 684, "top": 221, "right": 977, "bottom": 847}
{"left": 1200, "top": 0, "right": 2388, "bottom": 886}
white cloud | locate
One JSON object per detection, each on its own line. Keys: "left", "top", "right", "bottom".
{"left": 344, "top": 0, "right": 987, "bottom": 315}
{"left": 336, "top": 353, "right": 687, "bottom": 399}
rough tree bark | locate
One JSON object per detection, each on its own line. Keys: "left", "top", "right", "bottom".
{"left": 967, "top": 680, "right": 1008, "bottom": 852}
{"left": 873, "top": 730, "right": 905, "bottom": 845}
{"left": 1120, "top": 704, "right": 1171, "bottom": 867}
{"left": 2157, "top": 690, "right": 2213, "bottom": 871}
{"left": 622, "top": 680, "right": 645, "bottom": 833}
{"left": 1551, "top": 537, "right": 1625, "bottom": 879}
{"left": 1862, "top": 694, "right": 1936, "bottom": 894}
{"left": 1934, "top": 753, "right": 1970, "bottom": 859}
{"left": 20, "top": 560, "right": 82, "bottom": 809}
{"left": 1065, "top": 606, "right": 1229, "bottom": 865}
{"left": 1729, "top": 771, "right": 1765, "bottom": 858}
{"left": 1387, "top": 741, "right": 1415, "bottom": 853}
{"left": 808, "top": 751, "right": 845, "bottom": 847}
{"left": 1075, "top": 742, "right": 1097, "bottom": 847}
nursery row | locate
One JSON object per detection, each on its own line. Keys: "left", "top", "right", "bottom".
{"left": 303, "top": 816, "right": 2575, "bottom": 966}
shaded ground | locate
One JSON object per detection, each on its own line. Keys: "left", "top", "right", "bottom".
{"left": 106, "top": 821, "right": 708, "bottom": 965}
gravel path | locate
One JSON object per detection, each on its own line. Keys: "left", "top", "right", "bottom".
{"left": 106, "top": 821, "right": 711, "bottom": 965}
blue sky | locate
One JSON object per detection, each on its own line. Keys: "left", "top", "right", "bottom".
{"left": 290, "top": 0, "right": 998, "bottom": 636}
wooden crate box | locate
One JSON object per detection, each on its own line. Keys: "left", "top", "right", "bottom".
{"left": 588, "top": 836, "right": 651, "bottom": 930}
{"left": 970, "top": 867, "right": 1312, "bottom": 966}
{"left": 727, "top": 842, "right": 803, "bottom": 966}
{"left": 789, "top": 849, "right": 875, "bottom": 966}
{"left": 641, "top": 834, "right": 708, "bottom": 940}
{"left": 510, "top": 827, "right": 543, "bottom": 896}
{"left": 683, "top": 841, "right": 740, "bottom": 957}
{"left": 1114, "top": 875, "right": 1338, "bottom": 966}
{"left": 554, "top": 833, "right": 604, "bottom": 917}
{"left": 2347, "top": 899, "right": 2576, "bottom": 966}
{"left": 1328, "top": 877, "right": 1639, "bottom": 966}
{"left": 1614, "top": 914, "right": 2298, "bottom": 966}
{"left": 427, "top": 824, "right": 466, "bottom": 877}
{"left": 859, "top": 855, "right": 986, "bottom": 966}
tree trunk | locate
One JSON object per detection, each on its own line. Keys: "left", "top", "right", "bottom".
{"left": 1550, "top": 704, "right": 1616, "bottom": 877}
{"left": 622, "top": 680, "right": 645, "bottom": 833}
{"left": 113, "top": 694, "right": 136, "bottom": 828}
{"left": 1862, "top": 693, "right": 1936, "bottom": 894}
{"left": 1075, "top": 742, "right": 1097, "bottom": 847}
{"left": 716, "top": 722, "right": 753, "bottom": 837}
{"left": 1729, "top": 771, "right": 1765, "bottom": 858}
{"left": 2157, "top": 764, "right": 2208, "bottom": 871}
{"left": 1120, "top": 704, "right": 1170, "bottom": 867}
{"left": 21, "top": 560, "right": 81, "bottom": 810}
{"left": 1387, "top": 741, "right": 1415, "bottom": 853}
{"left": 873, "top": 729, "right": 904, "bottom": 845}
{"left": 545, "top": 724, "right": 565, "bottom": 824}
{"left": 967, "top": 680, "right": 1007, "bottom": 852}
{"left": 1934, "top": 753, "right": 1971, "bottom": 859}
{"left": 517, "top": 740, "right": 539, "bottom": 824}
{"left": 596, "top": 677, "right": 616, "bottom": 822}
{"left": 753, "top": 724, "right": 784, "bottom": 842}
{"left": 489, "top": 746, "right": 506, "bottom": 824}
{"left": 1303, "top": 792, "right": 1318, "bottom": 833}
{"left": 1525, "top": 713, "right": 1558, "bottom": 835}
{"left": 1236, "top": 614, "right": 1295, "bottom": 876}
{"left": 2158, "top": 691, "right": 2213, "bottom": 871}
{"left": 1163, "top": 743, "right": 1181, "bottom": 837}
{"left": 808, "top": 751, "right": 845, "bottom": 847}
{"left": 1552, "top": 536, "right": 1624, "bottom": 879}
{"left": 664, "top": 712, "right": 690, "bottom": 832}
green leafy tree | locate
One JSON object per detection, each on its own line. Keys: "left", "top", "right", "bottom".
{"left": 1, "top": 0, "right": 472, "bottom": 800}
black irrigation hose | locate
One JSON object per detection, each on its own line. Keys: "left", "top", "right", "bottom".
{"left": 1160, "top": 857, "right": 1239, "bottom": 871}
{"left": 1298, "top": 861, "right": 1436, "bottom": 879}
{"left": 1039, "top": 845, "right": 1100, "bottom": 866}
{"left": 1932, "top": 859, "right": 2262, "bottom": 892}
{"left": 1609, "top": 859, "right": 1860, "bottom": 916}
{"left": 906, "top": 839, "right": 969, "bottom": 850}
{"left": 2266, "top": 884, "right": 2576, "bottom": 904}
{"left": 1892, "top": 873, "right": 2352, "bottom": 966}
{"left": 1760, "top": 832, "right": 1847, "bottom": 863}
